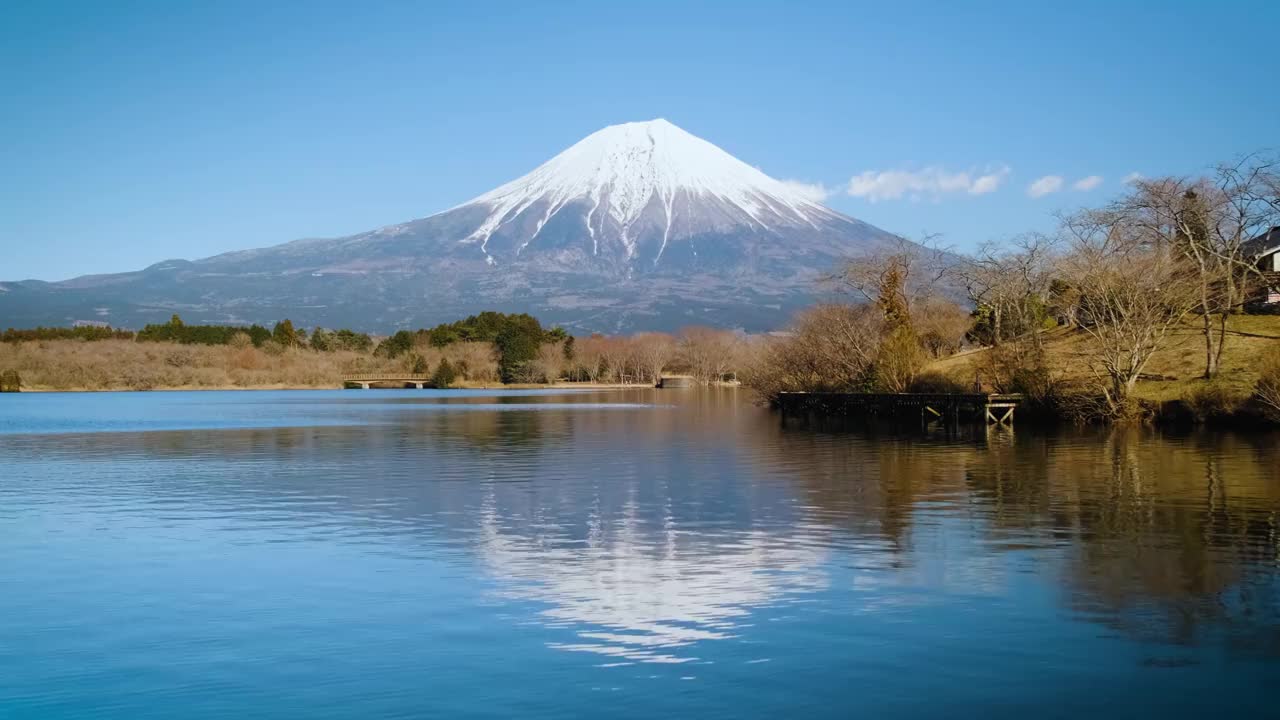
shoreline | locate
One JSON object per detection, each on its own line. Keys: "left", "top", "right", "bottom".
{"left": 7, "top": 381, "right": 734, "bottom": 394}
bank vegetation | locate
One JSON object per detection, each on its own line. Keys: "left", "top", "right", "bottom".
{"left": 743, "top": 151, "right": 1280, "bottom": 424}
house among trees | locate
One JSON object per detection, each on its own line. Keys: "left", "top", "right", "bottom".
{"left": 1247, "top": 226, "right": 1280, "bottom": 308}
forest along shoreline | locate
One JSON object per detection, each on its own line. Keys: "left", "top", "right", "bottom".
{"left": 4, "top": 153, "right": 1279, "bottom": 427}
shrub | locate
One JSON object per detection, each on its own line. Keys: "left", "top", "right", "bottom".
{"left": 0, "top": 369, "right": 20, "bottom": 392}
{"left": 1185, "top": 381, "right": 1249, "bottom": 423}
{"left": 164, "top": 348, "right": 197, "bottom": 368}
{"left": 980, "top": 339, "right": 1056, "bottom": 406}
{"left": 739, "top": 304, "right": 882, "bottom": 401}
{"left": 1256, "top": 346, "right": 1280, "bottom": 421}
{"left": 874, "top": 326, "right": 926, "bottom": 393}
{"left": 908, "top": 371, "right": 971, "bottom": 394}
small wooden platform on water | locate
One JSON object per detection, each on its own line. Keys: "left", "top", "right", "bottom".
{"left": 776, "top": 392, "right": 1024, "bottom": 426}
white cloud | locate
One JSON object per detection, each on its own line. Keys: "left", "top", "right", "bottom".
{"left": 970, "top": 166, "right": 1011, "bottom": 195}
{"left": 1072, "top": 175, "right": 1103, "bottom": 191}
{"left": 779, "top": 179, "right": 832, "bottom": 203}
{"left": 1027, "top": 175, "right": 1064, "bottom": 198}
{"left": 1121, "top": 172, "right": 1144, "bottom": 185}
{"left": 845, "top": 165, "right": 1009, "bottom": 202}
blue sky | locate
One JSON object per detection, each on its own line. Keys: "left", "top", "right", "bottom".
{"left": 2, "top": 0, "right": 1276, "bottom": 281}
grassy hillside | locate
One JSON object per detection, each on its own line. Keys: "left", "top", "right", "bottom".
{"left": 929, "top": 315, "right": 1280, "bottom": 402}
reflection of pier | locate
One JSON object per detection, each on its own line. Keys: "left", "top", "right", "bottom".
{"left": 777, "top": 392, "right": 1023, "bottom": 426}
{"left": 343, "top": 373, "right": 431, "bottom": 389}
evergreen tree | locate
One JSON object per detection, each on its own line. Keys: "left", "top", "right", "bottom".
{"left": 273, "top": 319, "right": 299, "bottom": 348}
{"left": 431, "top": 358, "right": 457, "bottom": 388}
{"left": 376, "top": 330, "right": 415, "bottom": 358}
{"left": 309, "top": 328, "right": 333, "bottom": 352}
{"left": 495, "top": 314, "right": 543, "bottom": 382}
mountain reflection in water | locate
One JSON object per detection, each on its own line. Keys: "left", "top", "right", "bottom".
{"left": 1, "top": 389, "right": 1277, "bottom": 718}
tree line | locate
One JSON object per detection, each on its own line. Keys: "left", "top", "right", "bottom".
{"left": 123, "top": 315, "right": 374, "bottom": 353}
{"left": 2, "top": 326, "right": 136, "bottom": 343}
{"left": 369, "top": 310, "right": 748, "bottom": 387}
{"left": 0, "top": 310, "right": 751, "bottom": 390}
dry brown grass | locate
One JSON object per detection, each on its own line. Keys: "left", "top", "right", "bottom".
{"left": 0, "top": 339, "right": 403, "bottom": 391}
{"left": 929, "top": 315, "right": 1280, "bottom": 404}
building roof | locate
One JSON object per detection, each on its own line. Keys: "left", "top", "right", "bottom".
{"left": 1244, "top": 226, "right": 1280, "bottom": 257}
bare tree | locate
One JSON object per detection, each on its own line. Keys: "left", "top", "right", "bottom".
{"left": 1118, "top": 155, "right": 1279, "bottom": 378}
{"left": 832, "top": 235, "right": 951, "bottom": 321}
{"left": 521, "top": 341, "right": 566, "bottom": 383}
{"left": 596, "top": 336, "right": 634, "bottom": 383}
{"left": 571, "top": 334, "right": 609, "bottom": 382}
{"left": 957, "top": 233, "right": 1057, "bottom": 347}
{"left": 630, "top": 332, "right": 677, "bottom": 384}
{"left": 1058, "top": 208, "right": 1201, "bottom": 416}
{"left": 913, "top": 297, "right": 972, "bottom": 358}
{"left": 677, "top": 327, "right": 742, "bottom": 383}
{"left": 740, "top": 303, "right": 882, "bottom": 400}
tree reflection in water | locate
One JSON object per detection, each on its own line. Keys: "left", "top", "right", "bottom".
{"left": 4, "top": 389, "right": 1278, "bottom": 664}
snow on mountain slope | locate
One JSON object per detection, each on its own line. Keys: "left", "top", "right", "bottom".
{"left": 449, "top": 119, "right": 847, "bottom": 265}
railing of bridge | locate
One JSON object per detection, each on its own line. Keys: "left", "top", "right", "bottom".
{"left": 344, "top": 373, "right": 432, "bottom": 381}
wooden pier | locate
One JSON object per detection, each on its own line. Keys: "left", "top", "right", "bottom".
{"left": 343, "top": 373, "right": 432, "bottom": 389}
{"left": 776, "top": 392, "right": 1024, "bottom": 426}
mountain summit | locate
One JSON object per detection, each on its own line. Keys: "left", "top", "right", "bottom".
{"left": 455, "top": 119, "right": 844, "bottom": 268}
{"left": 0, "top": 120, "right": 899, "bottom": 332}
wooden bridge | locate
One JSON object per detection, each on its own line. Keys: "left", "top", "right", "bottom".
{"left": 343, "top": 373, "right": 432, "bottom": 389}
{"left": 776, "top": 392, "right": 1024, "bottom": 426}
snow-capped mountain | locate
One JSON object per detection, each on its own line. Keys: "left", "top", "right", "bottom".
{"left": 453, "top": 119, "right": 848, "bottom": 267}
{"left": 0, "top": 120, "right": 901, "bottom": 332}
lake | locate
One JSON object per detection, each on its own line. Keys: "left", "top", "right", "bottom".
{"left": 2, "top": 389, "right": 1278, "bottom": 718}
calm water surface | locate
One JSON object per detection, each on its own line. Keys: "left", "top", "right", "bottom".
{"left": 2, "top": 389, "right": 1278, "bottom": 718}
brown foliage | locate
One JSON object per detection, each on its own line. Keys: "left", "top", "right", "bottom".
{"left": 913, "top": 297, "right": 971, "bottom": 358}
{"left": 408, "top": 340, "right": 501, "bottom": 383}
{"left": 740, "top": 304, "right": 882, "bottom": 400}
{"left": 517, "top": 342, "right": 567, "bottom": 383}
{"left": 677, "top": 327, "right": 743, "bottom": 383}
{"left": 874, "top": 326, "right": 926, "bottom": 393}
{"left": 0, "top": 339, "right": 401, "bottom": 391}
{"left": 631, "top": 332, "right": 677, "bottom": 384}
